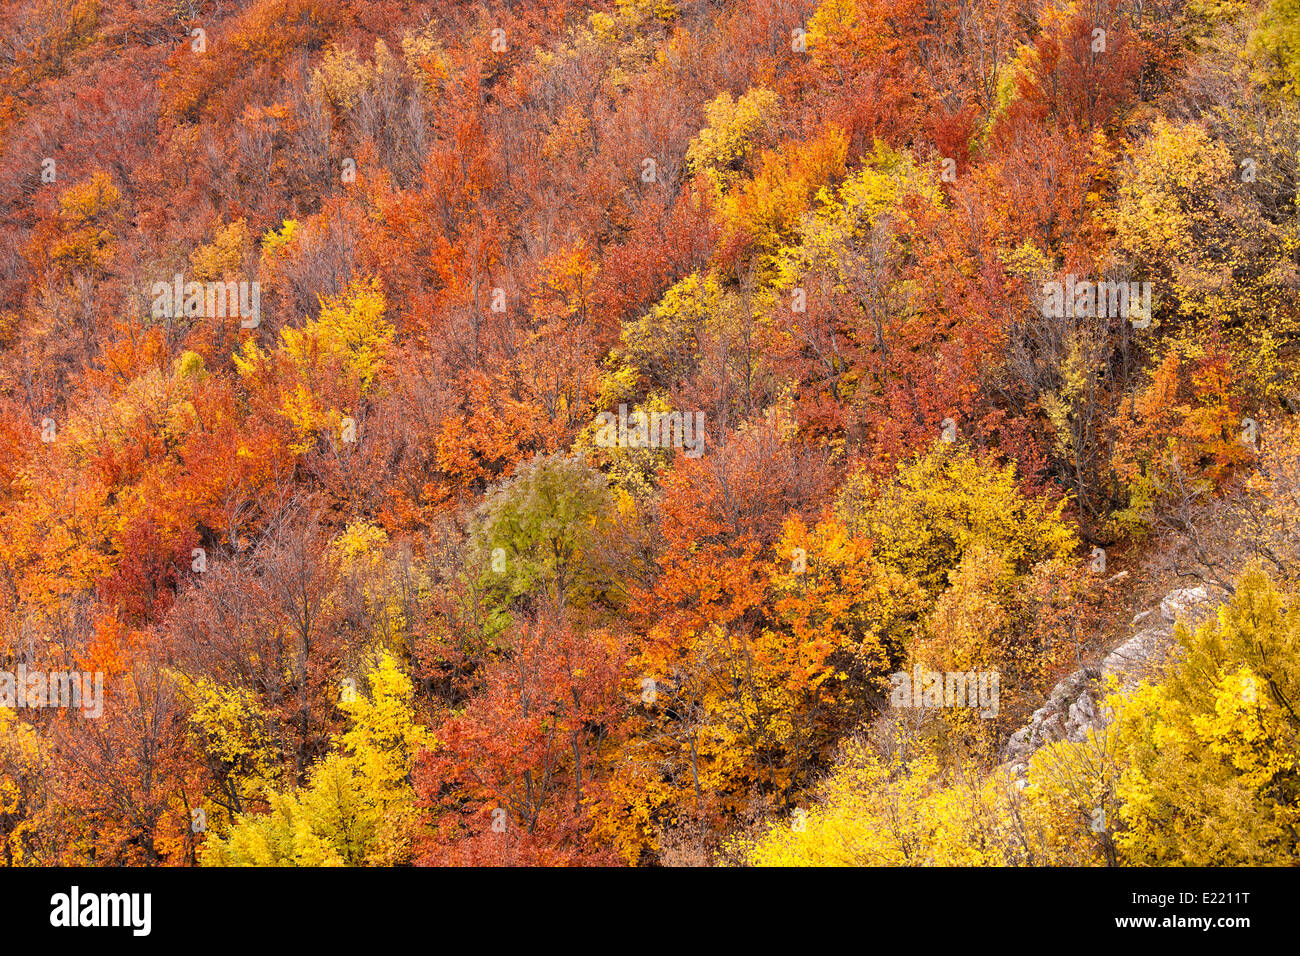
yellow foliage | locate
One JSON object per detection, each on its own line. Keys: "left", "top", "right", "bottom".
{"left": 0, "top": 707, "right": 46, "bottom": 866}
{"left": 48, "top": 170, "right": 122, "bottom": 275}
{"left": 260, "top": 219, "right": 300, "bottom": 259}
{"left": 719, "top": 125, "right": 849, "bottom": 277}
{"left": 172, "top": 672, "right": 281, "bottom": 822}
{"left": 234, "top": 277, "right": 392, "bottom": 454}
{"left": 746, "top": 740, "right": 1028, "bottom": 866}
{"left": 685, "top": 87, "right": 778, "bottom": 182}
{"left": 1112, "top": 568, "right": 1300, "bottom": 864}
{"left": 806, "top": 0, "right": 857, "bottom": 61}
{"left": 190, "top": 219, "right": 252, "bottom": 282}
{"left": 835, "top": 445, "right": 1077, "bottom": 600}
{"left": 771, "top": 141, "right": 943, "bottom": 307}
{"left": 1111, "top": 117, "right": 1299, "bottom": 334}
{"left": 203, "top": 651, "right": 433, "bottom": 866}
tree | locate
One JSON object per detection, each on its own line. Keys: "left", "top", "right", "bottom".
{"left": 416, "top": 617, "right": 624, "bottom": 866}
{"left": 1250, "top": 0, "right": 1300, "bottom": 95}
{"left": 1112, "top": 567, "right": 1300, "bottom": 865}
{"left": 834, "top": 444, "right": 1077, "bottom": 600}
{"left": 468, "top": 453, "right": 616, "bottom": 615}
{"left": 203, "top": 649, "right": 433, "bottom": 866}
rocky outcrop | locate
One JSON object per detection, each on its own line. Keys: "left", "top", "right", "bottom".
{"left": 1003, "top": 585, "right": 1213, "bottom": 775}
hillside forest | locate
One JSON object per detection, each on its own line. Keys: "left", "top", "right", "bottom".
{"left": 2, "top": 0, "right": 1300, "bottom": 866}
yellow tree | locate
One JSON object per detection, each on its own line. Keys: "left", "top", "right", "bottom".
{"left": 1112, "top": 567, "right": 1300, "bottom": 865}
{"left": 201, "top": 650, "right": 433, "bottom": 866}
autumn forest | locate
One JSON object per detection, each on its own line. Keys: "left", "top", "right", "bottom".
{"left": 1, "top": 0, "right": 1299, "bottom": 871}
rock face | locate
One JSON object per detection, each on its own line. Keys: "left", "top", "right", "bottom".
{"left": 1002, "top": 586, "right": 1212, "bottom": 774}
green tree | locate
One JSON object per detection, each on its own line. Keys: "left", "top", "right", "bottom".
{"left": 469, "top": 454, "right": 615, "bottom": 614}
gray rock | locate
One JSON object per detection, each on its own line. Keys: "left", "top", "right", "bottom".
{"left": 1001, "top": 583, "right": 1213, "bottom": 772}
{"left": 1161, "top": 586, "right": 1208, "bottom": 623}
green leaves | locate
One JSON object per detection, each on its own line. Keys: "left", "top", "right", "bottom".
{"left": 469, "top": 454, "right": 616, "bottom": 614}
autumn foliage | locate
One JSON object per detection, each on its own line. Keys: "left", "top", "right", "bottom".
{"left": 1, "top": 0, "right": 1299, "bottom": 868}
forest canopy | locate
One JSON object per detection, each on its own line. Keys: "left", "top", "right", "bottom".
{"left": 0, "top": 0, "right": 1298, "bottom": 868}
